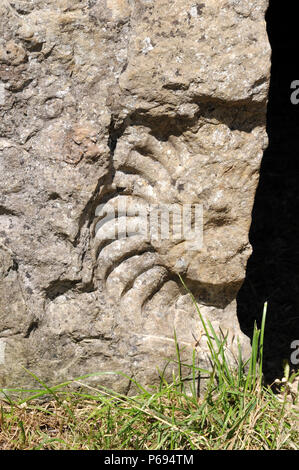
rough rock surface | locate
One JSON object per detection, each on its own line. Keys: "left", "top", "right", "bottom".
{"left": 0, "top": 0, "right": 271, "bottom": 393}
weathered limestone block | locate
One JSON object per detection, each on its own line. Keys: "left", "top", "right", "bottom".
{"left": 0, "top": 0, "right": 271, "bottom": 392}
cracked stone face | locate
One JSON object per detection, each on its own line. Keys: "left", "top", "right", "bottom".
{"left": 0, "top": 0, "right": 271, "bottom": 393}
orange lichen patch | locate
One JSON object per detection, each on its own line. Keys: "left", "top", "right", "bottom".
{"left": 72, "top": 125, "right": 97, "bottom": 145}
{"left": 64, "top": 124, "right": 101, "bottom": 164}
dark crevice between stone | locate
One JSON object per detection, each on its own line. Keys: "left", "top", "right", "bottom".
{"left": 45, "top": 278, "right": 97, "bottom": 301}
{"left": 24, "top": 320, "right": 39, "bottom": 339}
{"left": 108, "top": 117, "right": 124, "bottom": 156}
{"left": 237, "top": 1, "right": 299, "bottom": 384}
{"left": 0, "top": 205, "right": 17, "bottom": 216}
{"left": 6, "top": 258, "right": 19, "bottom": 276}
{"left": 45, "top": 280, "right": 80, "bottom": 301}
{"left": 73, "top": 173, "right": 108, "bottom": 247}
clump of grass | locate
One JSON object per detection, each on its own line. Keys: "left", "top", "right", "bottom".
{"left": 0, "top": 285, "right": 298, "bottom": 450}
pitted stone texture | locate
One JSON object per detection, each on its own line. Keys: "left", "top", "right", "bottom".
{"left": 118, "top": 0, "right": 270, "bottom": 113}
{"left": 0, "top": 0, "right": 270, "bottom": 392}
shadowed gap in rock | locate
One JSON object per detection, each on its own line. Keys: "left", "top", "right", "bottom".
{"left": 237, "top": 1, "right": 299, "bottom": 383}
